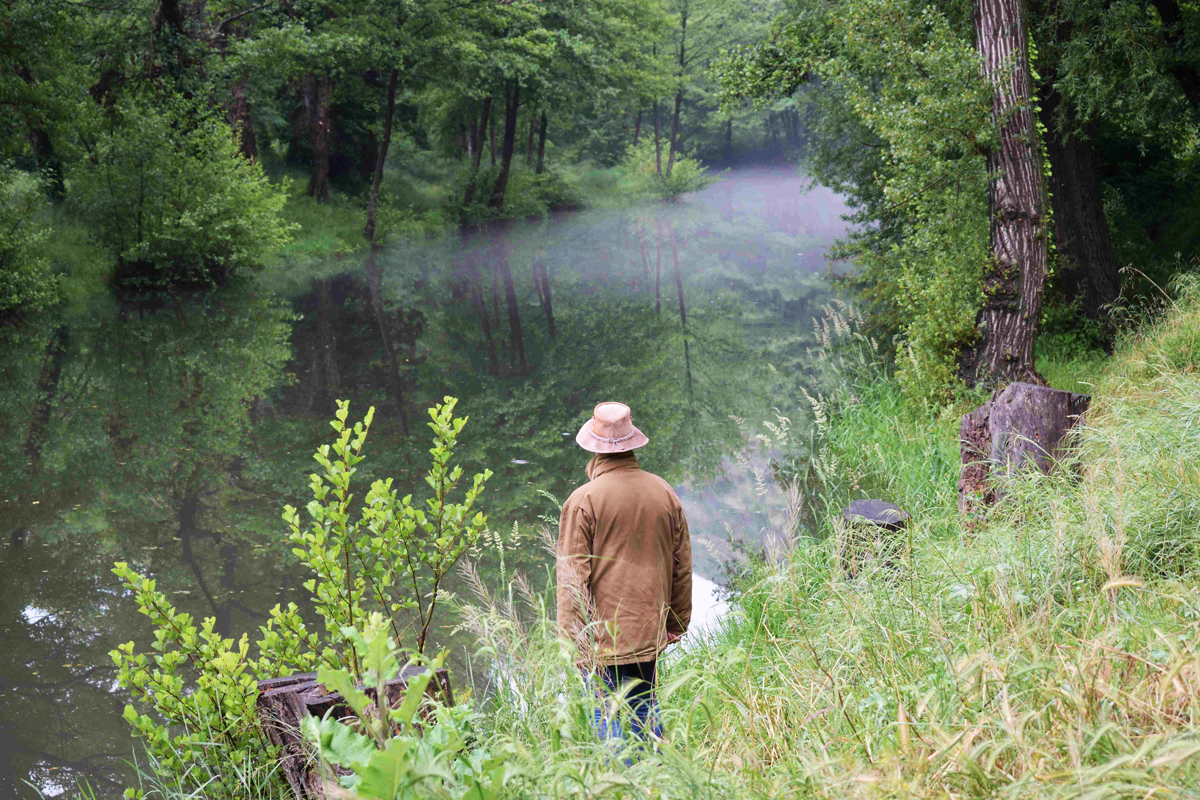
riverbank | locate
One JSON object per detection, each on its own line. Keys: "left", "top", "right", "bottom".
{"left": 447, "top": 279, "right": 1200, "bottom": 798}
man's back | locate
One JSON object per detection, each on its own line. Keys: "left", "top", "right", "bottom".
{"left": 556, "top": 451, "right": 692, "bottom": 666}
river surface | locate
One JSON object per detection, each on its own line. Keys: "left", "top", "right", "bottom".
{"left": 0, "top": 167, "right": 849, "bottom": 798}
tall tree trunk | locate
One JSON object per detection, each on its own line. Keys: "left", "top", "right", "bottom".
{"left": 365, "top": 69, "right": 399, "bottom": 244}
{"left": 653, "top": 101, "right": 663, "bottom": 178}
{"left": 526, "top": 108, "right": 536, "bottom": 166}
{"left": 1039, "top": 97, "right": 1120, "bottom": 325}
{"left": 25, "top": 325, "right": 68, "bottom": 472}
{"left": 666, "top": 12, "right": 687, "bottom": 178}
{"left": 227, "top": 80, "right": 257, "bottom": 161}
{"left": 462, "top": 97, "right": 492, "bottom": 217}
{"left": 304, "top": 74, "right": 333, "bottom": 202}
{"left": 535, "top": 111, "right": 548, "bottom": 174}
{"left": 489, "top": 111, "right": 497, "bottom": 166}
{"left": 968, "top": 0, "right": 1048, "bottom": 386}
{"left": 725, "top": 117, "right": 733, "bottom": 163}
{"left": 666, "top": 91, "right": 683, "bottom": 178}
{"left": 489, "top": 82, "right": 520, "bottom": 211}
{"left": 632, "top": 110, "right": 643, "bottom": 147}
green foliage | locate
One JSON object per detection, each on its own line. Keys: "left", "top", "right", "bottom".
{"left": 108, "top": 563, "right": 277, "bottom": 798}
{"left": 285, "top": 397, "right": 492, "bottom": 659}
{"left": 304, "top": 613, "right": 512, "bottom": 799}
{"left": 71, "top": 99, "right": 293, "bottom": 291}
{"left": 618, "top": 139, "right": 717, "bottom": 201}
{"left": 0, "top": 167, "right": 59, "bottom": 322}
{"left": 715, "top": 0, "right": 1002, "bottom": 402}
{"left": 110, "top": 397, "right": 491, "bottom": 797}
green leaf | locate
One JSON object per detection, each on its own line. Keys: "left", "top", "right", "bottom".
{"left": 304, "top": 715, "right": 376, "bottom": 771}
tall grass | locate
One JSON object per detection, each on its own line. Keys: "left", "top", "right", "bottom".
{"left": 451, "top": 279, "right": 1200, "bottom": 798}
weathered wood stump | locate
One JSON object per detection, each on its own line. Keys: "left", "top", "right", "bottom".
{"left": 959, "top": 382, "right": 1090, "bottom": 518}
{"left": 836, "top": 499, "right": 910, "bottom": 578}
{"left": 256, "top": 666, "right": 453, "bottom": 800}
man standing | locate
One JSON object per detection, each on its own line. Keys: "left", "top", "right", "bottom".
{"left": 557, "top": 402, "right": 692, "bottom": 741}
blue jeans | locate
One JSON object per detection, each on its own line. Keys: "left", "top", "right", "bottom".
{"left": 589, "top": 660, "right": 663, "bottom": 748}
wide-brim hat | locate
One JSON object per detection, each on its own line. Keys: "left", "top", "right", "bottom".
{"left": 575, "top": 402, "right": 649, "bottom": 454}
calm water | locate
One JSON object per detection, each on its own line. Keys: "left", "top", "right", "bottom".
{"left": 0, "top": 168, "right": 849, "bottom": 798}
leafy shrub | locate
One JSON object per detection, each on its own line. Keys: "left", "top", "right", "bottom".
{"left": 305, "top": 613, "right": 510, "bottom": 798}
{"left": 110, "top": 398, "right": 491, "bottom": 797}
{"left": 0, "top": 166, "right": 59, "bottom": 322}
{"left": 72, "top": 98, "right": 293, "bottom": 292}
{"left": 617, "top": 139, "right": 716, "bottom": 201}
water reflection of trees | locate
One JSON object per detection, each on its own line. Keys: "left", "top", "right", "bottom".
{"left": 0, "top": 291, "right": 296, "bottom": 795}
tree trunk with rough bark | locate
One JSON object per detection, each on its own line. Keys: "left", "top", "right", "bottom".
{"left": 304, "top": 74, "right": 334, "bottom": 202}
{"left": 535, "top": 111, "right": 547, "bottom": 174}
{"left": 526, "top": 108, "right": 536, "bottom": 166}
{"left": 364, "top": 70, "right": 398, "bottom": 244}
{"left": 1040, "top": 110, "right": 1120, "bottom": 324}
{"left": 666, "top": 91, "right": 683, "bottom": 178}
{"left": 632, "top": 110, "right": 642, "bottom": 147}
{"left": 489, "top": 111, "right": 496, "bottom": 166}
{"left": 653, "top": 100, "right": 663, "bottom": 178}
{"left": 667, "top": 11, "right": 687, "bottom": 178}
{"left": 489, "top": 82, "right": 520, "bottom": 211}
{"left": 968, "top": 0, "right": 1048, "bottom": 386}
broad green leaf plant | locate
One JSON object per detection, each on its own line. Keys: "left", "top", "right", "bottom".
{"left": 109, "top": 398, "right": 492, "bottom": 798}
{"left": 305, "top": 612, "right": 512, "bottom": 799}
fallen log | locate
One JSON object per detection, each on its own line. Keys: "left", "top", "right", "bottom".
{"left": 256, "top": 666, "right": 453, "bottom": 800}
{"left": 959, "top": 382, "right": 1089, "bottom": 518}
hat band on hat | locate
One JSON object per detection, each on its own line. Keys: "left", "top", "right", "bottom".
{"left": 590, "top": 429, "right": 638, "bottom": 445}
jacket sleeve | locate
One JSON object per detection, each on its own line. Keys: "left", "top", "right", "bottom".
{"left": 667, "top": 505, "right": 693, "bottom": 635}
{"left": 556, "top": 495, "right": 595, "bottom": 651}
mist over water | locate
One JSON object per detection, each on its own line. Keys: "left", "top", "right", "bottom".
{"left": 0, "top": 167, "right": 850, "bottom": 798}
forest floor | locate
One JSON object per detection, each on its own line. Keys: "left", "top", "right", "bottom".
{"left": 452, "top": 279, "right": 1200, "bottom": 798}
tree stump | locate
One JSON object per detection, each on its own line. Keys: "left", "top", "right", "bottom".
{"left": 256, "top": 666, "right": 454, "bottom": 800}
{"left": 959, "top": 382, "right": 1090, "bottom": 518}
{"left": 836, "top": 499, "right": 910, "bottom": 578}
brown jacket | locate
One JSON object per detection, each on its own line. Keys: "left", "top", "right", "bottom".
{"left": 556, "top": 452, "right": 692, "bottom": 665}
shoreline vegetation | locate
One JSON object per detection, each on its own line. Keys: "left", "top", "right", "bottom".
{"left": 102, "top": 279, "right": 1200, "bottom": 799}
